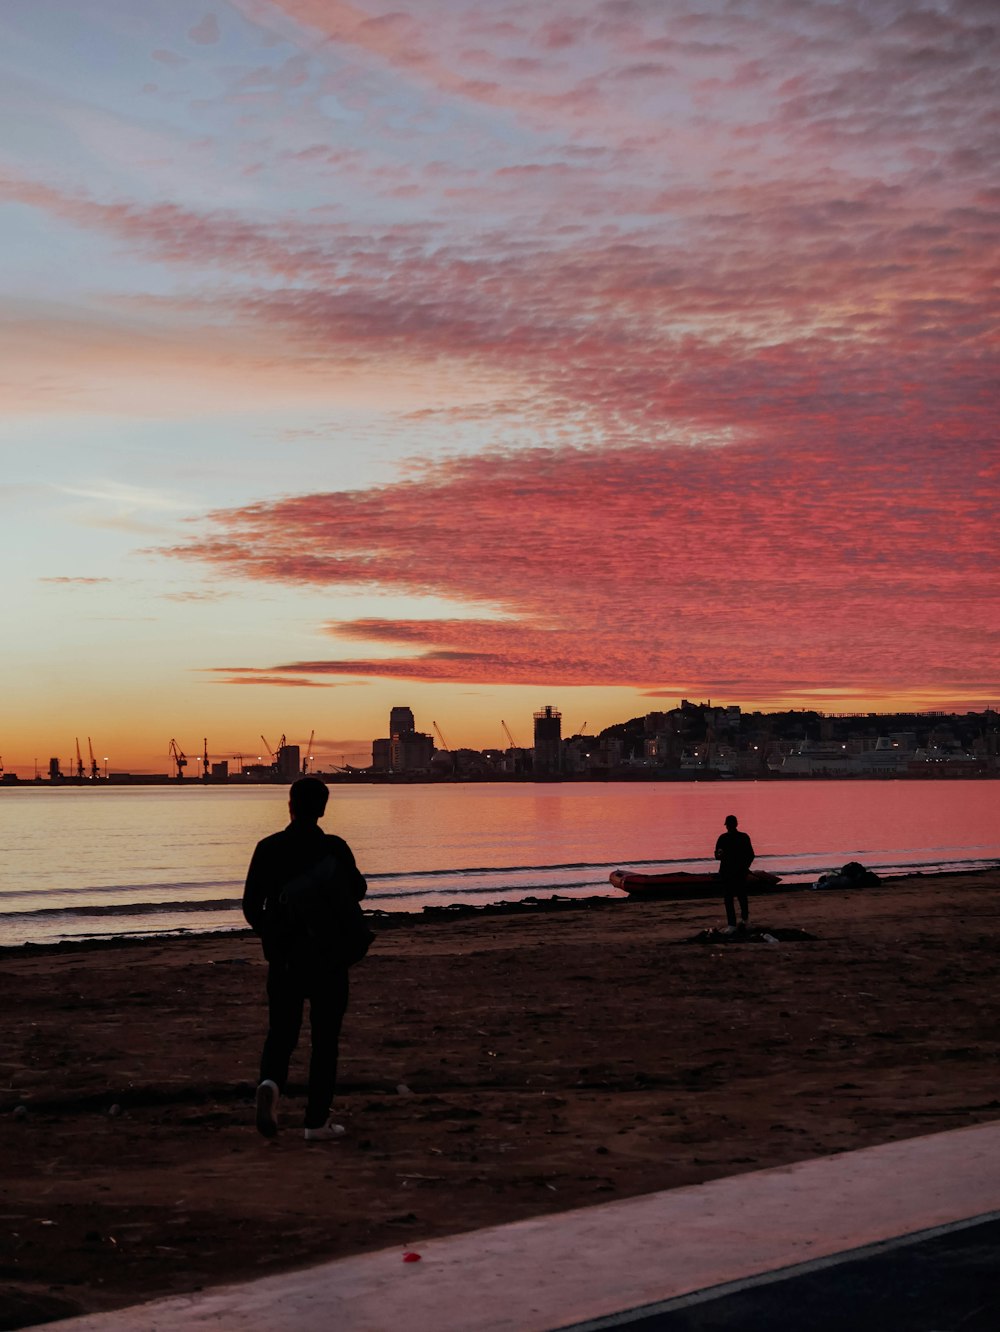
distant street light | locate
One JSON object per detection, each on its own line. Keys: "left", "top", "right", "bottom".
{"left": 103, "top": 757, "right": 108, "bottom": 779}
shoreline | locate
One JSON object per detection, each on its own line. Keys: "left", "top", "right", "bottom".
{"left": 3, "top": 865, "right": 996, "bottom": 962}
{"left": 3, "top": 771, "right": 999, "bottom": 787}
{"left": 2, "top": 868, "right": 999, "bottom": 1327}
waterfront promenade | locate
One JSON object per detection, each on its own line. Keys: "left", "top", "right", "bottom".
{"left": 32, "top": 1121, "right": 1000, "bottom": 1330}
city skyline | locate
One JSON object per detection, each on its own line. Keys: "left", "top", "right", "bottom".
{"left": 2, "top": 2, "right": 997, "bottom": 775}
{"left": 7, "top": 696, "right": 996, "bottom": 782}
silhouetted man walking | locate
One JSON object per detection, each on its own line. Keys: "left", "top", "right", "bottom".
{"left": 243, "top": 776, "right": 367, "bottom": 1141}
{"left": 714, "top": 814, "right": 755, "bottom": 933}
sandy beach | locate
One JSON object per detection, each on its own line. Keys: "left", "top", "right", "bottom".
{"left": 2, "top": 870, "right": 999, "bottom": 1328}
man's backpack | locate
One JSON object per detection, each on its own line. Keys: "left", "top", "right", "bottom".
{"left": 279, "top": 854, "right": 374, "bottom": 966}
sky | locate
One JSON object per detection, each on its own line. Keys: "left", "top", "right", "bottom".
{"left": 1, "top": 0, "right": 997, "bottom": 775}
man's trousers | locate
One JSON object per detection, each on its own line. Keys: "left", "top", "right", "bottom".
{"left": 260, "top": 957, "right": 349, "bottom": 1129}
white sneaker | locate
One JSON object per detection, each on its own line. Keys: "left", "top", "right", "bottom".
{"left": 304, "top": 1120, "right": 346, "bottom": 1142}
{"left": 255, "top": 1080, "right": 280, "bottom": 1139}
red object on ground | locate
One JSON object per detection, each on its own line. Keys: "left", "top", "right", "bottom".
{"left": 402, "top": 1251, "right": 421, "bottom": 1262}
{"left": 609, "top": 868, "right": 785, "bottom": 899}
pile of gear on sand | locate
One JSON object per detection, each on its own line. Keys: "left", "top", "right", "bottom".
{"left": 686, "top": 924, "right": 819, "bottom": 945}
{"left": 813, "top": 860, "right": 882, "bottom": 890}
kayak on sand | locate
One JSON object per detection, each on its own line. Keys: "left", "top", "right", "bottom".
{"left": 610, "top": 868, "right": 785, "bottom": 899}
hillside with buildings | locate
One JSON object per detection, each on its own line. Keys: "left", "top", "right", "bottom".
{"left": 366, "top": 701, "right": 999, "bottom": 781}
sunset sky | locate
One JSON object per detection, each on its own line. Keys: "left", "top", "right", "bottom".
{"left": 2, "top": 0, "right": 997, "bottom": 775}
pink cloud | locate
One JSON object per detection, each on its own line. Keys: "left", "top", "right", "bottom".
{"left": 241, "top": 0, "right": 1000, "bottom": 173}
{"left": 151, "top": 49, "right": 188, "bottom": 67}
{"left": 160, "top": 590, "right": 230, "bottom": 602}
{"left": 169, "top": 438, "right": 999, "bottom": 702}
{"left": 210, "top": 671, "right": 334, "bottom": 686}
{"left": 38, "top": 576, "right": 112, "bottom": 585}
{"left": 9, "top": 168, "right": 984, "bottom": 448}
{"left": 188, "top": 14, "right": 220, "bottom": 46}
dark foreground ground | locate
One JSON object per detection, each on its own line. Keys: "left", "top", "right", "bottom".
{"left": 1, "top": 871, "right": 999, "bottom": 1328}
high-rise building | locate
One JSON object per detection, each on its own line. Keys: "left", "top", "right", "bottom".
{"left": 373, "top": 705, "right": 435, "bottom": 773}
{"left": 393, "top": 732, "right": 435, "bottom": 772}
{"left": 390, "top": 706, "right": 415, "bottom": 739}
{"left": 372, "top": 737, "right": 392, "bottom": 771}
{"left": 276, "top": 744, "right": 300, "bottom": 780}
{"left": 390, "top": 706, "right": 415, "bottom": 771}
{"left": 533, "top": 705, "right": 562, "bottom": 775}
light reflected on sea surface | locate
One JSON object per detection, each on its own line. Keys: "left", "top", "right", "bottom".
{"left": 0, "top": 781, "right": 997, "bottom": 946}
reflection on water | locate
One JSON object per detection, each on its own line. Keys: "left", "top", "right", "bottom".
{"left": 1, "top": 781, "right": 997, "bottom": 945}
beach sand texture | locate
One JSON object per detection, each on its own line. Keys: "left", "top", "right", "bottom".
{"left": 2, "top": 871, "right": 999, "bottom": 1328}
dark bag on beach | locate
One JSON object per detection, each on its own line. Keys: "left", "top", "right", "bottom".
{"left": 279, "top": 855, "right": 374, "bottom": 966}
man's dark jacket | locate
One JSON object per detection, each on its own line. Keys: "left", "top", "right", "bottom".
{"left": 714, "top": 829, "right": 755, "bottom": 882}
{"left": 243, "top": 822, "right": 367, "bottom": 962}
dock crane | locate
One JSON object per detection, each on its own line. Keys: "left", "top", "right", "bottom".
{"left": 75, "top": 738, "right": 85, "bottom": 779}
{"left": 501, "top": 719, "right": 518, "bottom": 750}
{"left": 168, "top": 739, "right": 188, "bottom": 779}
{"left": 260, "top": 735, "right": 274, "bottom": 758}
{"left": 202, "top": 737, "right": 210, "bottom": 780}
{"left": 432, "top": 721, "right": 450, "bottom": 752}
{"left": 303, "top": 730, "right": 315, "bottom": 774}
{"left": 88, "top": 737, "right": 100, "bottom": 780}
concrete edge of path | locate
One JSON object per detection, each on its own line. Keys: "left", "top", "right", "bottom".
{"left": 555, "top": 1208, "right": 1000, "bottom": 1331}
{"left": 34, "top": 1118, "right": 1000, "bottom": 1332}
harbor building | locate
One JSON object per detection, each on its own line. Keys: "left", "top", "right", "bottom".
{"left": 533, "top": 705, "right": 562, "bottom": 775}
{"left": 372, "top": 705, "right": 435, "bottom": 773}
{"left": 275, "top": 744, "right": 300, "bottom": 780}
{"left": 389, "top": 707, "right": 415, "bottom": 739}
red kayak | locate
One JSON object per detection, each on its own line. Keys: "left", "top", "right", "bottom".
{"left": 610, "top": 868, "right": 784, "bottom": 899}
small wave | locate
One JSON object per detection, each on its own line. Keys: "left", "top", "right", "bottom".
{"left": 1, "top": 898, "right": 242, "bottom": 920}
{"left": 2, "top": 856, "right": 995, "bottom": 929}
{"left": 0, "top": 879, "right": 239, "bottom": 902}
{"left": 366, "top": 857, "right": 652, "bottom": 881}
{"left": 370, "top": 876, "right": 610, "bottom": 902}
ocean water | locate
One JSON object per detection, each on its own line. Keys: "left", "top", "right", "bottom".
{"left": 0, "top": 780, "right": 997, "bottom": 947}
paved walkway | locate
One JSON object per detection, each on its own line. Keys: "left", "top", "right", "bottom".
{"left": 37, "top": 1119, "right": 1000, "bottom": 1331}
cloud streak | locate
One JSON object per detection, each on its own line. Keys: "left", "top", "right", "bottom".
{"left": 171, "top": 438, "right": 999, "bottom": 701}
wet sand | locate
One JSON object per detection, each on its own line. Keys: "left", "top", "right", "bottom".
{"left": 2, "top": 870, "right": 999, "bottom": 1328}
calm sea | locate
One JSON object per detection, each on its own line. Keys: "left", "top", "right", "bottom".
{"left": 1, "top": 781, "right": 997, "bottom": 947}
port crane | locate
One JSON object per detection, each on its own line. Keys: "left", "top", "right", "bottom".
{"left": 202, "top": 737, "right": 210, "bottom": 779}
{"left": 88, "top": 737, "right": 100, "bottom": 780}
{"left": 74, "top": 738, "right": 85, "bottom": 779}
{"left": 501, "top": 719, "right": 518, "bottom": 749}
{"left": 168, "top": 738, "right": 187, "bottom": 779}
{"left": 303, "top": 730, "right": 315, "bottom": 774}
{"left": 432, "top": 720, "right": 450, "bottom": 752}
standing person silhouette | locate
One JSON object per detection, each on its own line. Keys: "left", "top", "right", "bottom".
{"left": 243, "top": 776, "right": 367, "bottom": 1141}
{"left": 714, "top": 814, "right": 755, "bottom": 934}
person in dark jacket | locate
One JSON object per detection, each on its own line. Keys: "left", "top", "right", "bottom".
{"left": 243, "top": 776, "right": 367, "bottom": 1141}
{"left": 714, "top": 814, "right": 755, "bottom": 933}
